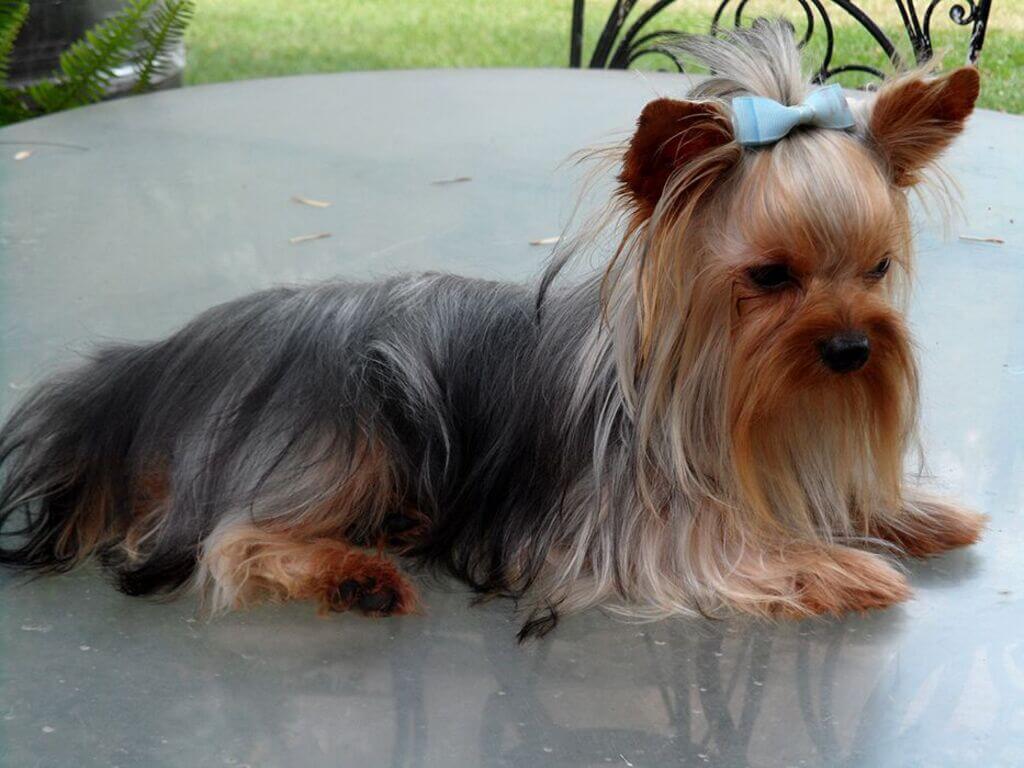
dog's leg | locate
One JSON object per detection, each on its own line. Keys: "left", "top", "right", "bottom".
{"left": 693, "top": 519, "right": 911, "bottom": 618}
{"left": 770, "top": 545, "right": 911, "bottom": 618}
{"left": 199, "top": 523, "right": 418, "bottom": 617}
{"left": 869, "top": 488, "right": 986, "bottom": 558}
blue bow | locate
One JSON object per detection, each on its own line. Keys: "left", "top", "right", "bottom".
{"left": 731, "top": 84, "right": 855, "bottom": 147}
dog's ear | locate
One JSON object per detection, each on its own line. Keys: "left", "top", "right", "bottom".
{"left": 868, "top": 67, "right": 980, "bottom": 187}
{"left": 620, "top": 98, "right": 734, "bottom": 216}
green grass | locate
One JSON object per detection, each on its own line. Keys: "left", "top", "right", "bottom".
{"left": 185, "top": 0, "right": 1024, "bottom": 113}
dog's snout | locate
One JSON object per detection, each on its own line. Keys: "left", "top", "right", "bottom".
{"left": 819, "top": 331, "right": 870, "bottom": 373}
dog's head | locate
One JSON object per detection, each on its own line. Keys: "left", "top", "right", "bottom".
{"left": 613, "top": 25, "right": 979, "bottom": 532}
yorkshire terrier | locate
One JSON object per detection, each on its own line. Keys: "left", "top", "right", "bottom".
{"left": 0, "top": 24, "right": 985, "bottom": 638}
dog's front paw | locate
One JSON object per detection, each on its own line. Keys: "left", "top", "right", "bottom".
{"left": 873, "top": 496, "right": 987, "bottom": 558}
{"left": 782, "top": 548, "right": 911, "bottom": 618}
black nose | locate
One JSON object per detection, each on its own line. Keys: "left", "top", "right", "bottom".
{"left": 819, "top": 332, "right": 870, "bottom": 373}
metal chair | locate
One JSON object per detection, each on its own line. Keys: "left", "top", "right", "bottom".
{"left": 569, "top": 0, "right": 993, "bottom": 82}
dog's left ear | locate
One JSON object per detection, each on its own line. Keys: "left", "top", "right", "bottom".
{"left": 620, "top": 98, "right": 734, "bottom": 216}
{"left": 868, "top": 67, "right": 980, "bottom": 187}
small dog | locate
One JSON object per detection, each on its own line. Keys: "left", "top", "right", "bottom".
{"left": 0, "top": 24, "right": 985, "bottom": 638}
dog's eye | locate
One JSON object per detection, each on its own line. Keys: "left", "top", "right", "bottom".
{"left": 867, "top": 256, "right": 891, "bottom": 279}
{"left": 746, "top": 263, "right": 794, "bottom": 290}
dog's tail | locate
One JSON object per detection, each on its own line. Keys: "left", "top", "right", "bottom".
{"left": 0, "top": 344, "right": 167, "bottom": 574}
{"left": 0, "top": 343, "right": 159, "bottom": 575}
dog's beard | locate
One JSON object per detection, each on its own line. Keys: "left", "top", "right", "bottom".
{"left": 728, "top": 317, "right": 918, "bottom": 541}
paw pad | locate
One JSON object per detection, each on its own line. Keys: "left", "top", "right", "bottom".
{"left": 327, "top": 572, "right": 406, "bottom": 617}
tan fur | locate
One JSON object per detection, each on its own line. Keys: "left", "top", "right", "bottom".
{"left": 194, "top": 433, "right": 409, "bottom": 614}
{"left": 200, "top": 523, "right": 417, "bottom": 616}
{"left": 119, "top": 470, "right": 171, "bottom": 564}
{"left": 272, "top": 433, "right": 399, "bottom": 542}
{"left": 685, "top": 510, "right": 912, "bottom": 618}
{"left": 530, "top": 34, "right": 982, "bottom": 627}
{"left": 53, "top": 482, "right": 117, "bottom": 563}
{"left": 870, "top": 489, "right": 987, "bottom": 558}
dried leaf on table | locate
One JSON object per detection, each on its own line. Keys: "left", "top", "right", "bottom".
{"left": 289, "top": 232, "right": 331, "bottom": 245}
{"left": 291, "top": 195, "right": 332, "bottom": 208}
{"left": 959, "top": 235, "right": 1005, "bottom": 244}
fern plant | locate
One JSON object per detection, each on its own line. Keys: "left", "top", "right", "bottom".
{"left": 0, "top": 0, "right": 195, "bottom": 127}
{"left": 133, "top": 0, "right": 194, "bottom": 94}
{"left": 0, "top": 1, "right": 30, "bottom": 124}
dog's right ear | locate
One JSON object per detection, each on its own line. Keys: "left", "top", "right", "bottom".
{"left": 619, "top": 98, "right": 735, "bottom": 217}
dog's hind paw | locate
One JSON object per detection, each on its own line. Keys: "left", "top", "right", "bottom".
{"left": 318, "top": 554, "right": 417, "bottom": 618}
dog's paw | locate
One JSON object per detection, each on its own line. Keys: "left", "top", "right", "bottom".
{"left": 874, "top": 500, "right": 987, "bottom": 558}
{"left": 320, "top": 557, "right": 416, "bottom": 617}
{"left": 784, "top": 548, "right": 911, "bottom": 618}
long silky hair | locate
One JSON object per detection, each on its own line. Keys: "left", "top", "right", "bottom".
{"left": 0, "top": 23, "right": 979, "bottom": 637}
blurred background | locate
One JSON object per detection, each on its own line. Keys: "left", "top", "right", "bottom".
{"left": 1, "top": 0, "right": 1019, "bottom": 129}
{"left": 182, "top": 0, "right": 1019, "bottom": 110}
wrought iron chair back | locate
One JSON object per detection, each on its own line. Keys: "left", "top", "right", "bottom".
{"left": 569, "top": 1, "right": 992, "bottom": 82}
